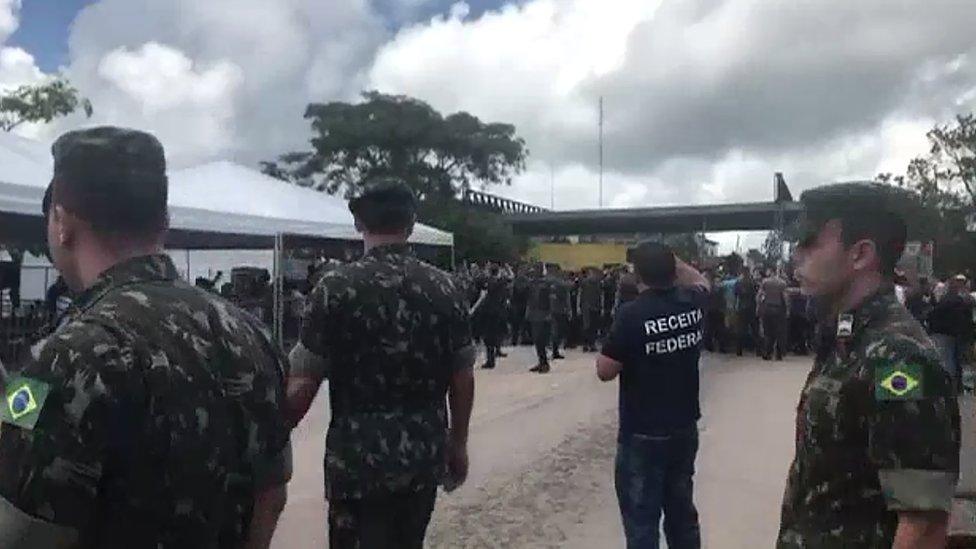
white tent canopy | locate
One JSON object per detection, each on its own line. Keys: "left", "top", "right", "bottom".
{"left": 169, "top": 161, "right": 453, "bottom": 246}
{"left": 0, "top": 134, "right": 453, "bottom": 248}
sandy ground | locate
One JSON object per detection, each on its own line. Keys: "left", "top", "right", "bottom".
{"left": 271, "top": 347, "right": 811, "bottom": 548}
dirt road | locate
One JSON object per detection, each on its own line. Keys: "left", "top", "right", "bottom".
{"left": 271, "top": 347, "right": 810, "bottom": 548}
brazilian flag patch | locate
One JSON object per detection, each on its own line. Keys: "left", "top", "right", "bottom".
{"left": 1, "top": 376, "right": 51, "bottom": 430}
{"left": 875, "top": 361, "right": 923, "bottom": 401}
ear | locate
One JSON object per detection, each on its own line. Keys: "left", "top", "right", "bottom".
{"left": 849, "top": 238, "right": 879, "bottom": 272}
{"left": 51, "top": 205, "right": 76, "bottom": 247}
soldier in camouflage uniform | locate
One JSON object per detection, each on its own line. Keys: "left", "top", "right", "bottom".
{"left": 0, "top": 127, "right": 292, "bottom": 549}
{"left": 285, "top": 180, "right": 476, "bottom": 549}
{"left": 550, "top": 266, "right": 571, "bottom": 361}
{"left": 526, "top": 264, "right": 554, "bottom": 373}
{"left": 777, "top": 182, "right": 960, "bottom": 548}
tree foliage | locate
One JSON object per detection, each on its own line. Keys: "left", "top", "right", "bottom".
{"left": 877, "top": 113, "right": 976, "bottom": 277}
{"left": 0, "top": 78, "right": 93, "bottom": 132}
{"left": 762, "top": 230, "right": 784, "bottom": 267}
{"left": 262, "top": 91, "right": 528, "bottom": 201}
{"left": 264, "top": 91, "right": 530, "bottom": 261}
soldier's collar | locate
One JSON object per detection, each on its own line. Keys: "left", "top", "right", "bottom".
{"left": 71, "top": 254, "right": 180, "bottom": 313}
{"left": 365, "top": 242, "right": 414, "bottom": 259}
{"left": 836, "top": 283, "right": 899, "bottom": 337}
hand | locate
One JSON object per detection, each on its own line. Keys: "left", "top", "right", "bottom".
{"left": 444, "top": 435, "right": 469, "bottom": 492}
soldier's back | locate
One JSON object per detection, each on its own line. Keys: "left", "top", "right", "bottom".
{"left": 307, "top": 244, "right": 469, "bottom": 498}
{"left": 1, "top": 255, "right": 288, "bottom": 548}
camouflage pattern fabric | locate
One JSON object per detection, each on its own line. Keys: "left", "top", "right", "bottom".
{"left": 0, "top": 254, "right": 291, "bottom": 549}
{"left": 298, "top": 243, "right": 473, "bottom": 500}
{"left": 579, "top": 276, "right": 603, "bottom": 313}
{"left": 551, "top": 278, "right": 572, "bottom": 315}
{"left": 777, "top": 287, "right": 960, "bottom": 548}
{"left": 525, "top": 276, "right": 554, "bottom": 323}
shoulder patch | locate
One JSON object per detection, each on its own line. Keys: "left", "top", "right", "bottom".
{"left": 874, "top": 360, "right": 924, "bottom": 401}
{"left": 1, "top": 376, "right": 52, "bottom": 430}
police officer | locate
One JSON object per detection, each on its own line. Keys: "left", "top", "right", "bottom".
{"left": 596, "top": 241, "right": 709, "bottom": 549}
{"left": 285, "top": 180, "right": 476, "bottom": 549}
{"left": 0, "top": 127, "right": 292, "bottom": 548}
{"left": 526, "top": 263, "right": 554, "bottom": 373}
{"left": 777, "top": 182, "right": 960, "bottom": 548}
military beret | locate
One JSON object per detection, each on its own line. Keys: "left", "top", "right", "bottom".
{"left": 52, "top": 126, "right": 166, "bottom": 182}
{"left": 795, "top": 181, "right": 920, "bottom": 243}
{"left": 348, "top": 178, "right": 417, "bottom": 215}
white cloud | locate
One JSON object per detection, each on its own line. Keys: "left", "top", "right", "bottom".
{"left": 0, "top": 0, "right": 49, "bottom": 139}
{"left": 367, "top": 0, "right": 976, "bottom": 213}
{"left": 0, "top": 0, "right": 19, "bottom": 45}
{"left": 0, "top": 46, "right": 43, "bottom": 88}
{"left": 56, "top": 0, "right": 387, "bottom": 166}
{"left": 1, "top": 0, "right": 972, "bottom": 236}
{"left": 88, "top": 42, "right": 244, "bottom": 162}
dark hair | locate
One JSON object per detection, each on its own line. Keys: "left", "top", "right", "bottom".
{"left": 835, "top": 212, "right": 907, "bottom": 278}
{"left": 349, "top": 180, "right": 416, "bottom": 235}
{"left": 51, "top": 174, "right": 169, "bottom": 238}
{"left": 631, "top": 240, "right": 676, "bottom": 287}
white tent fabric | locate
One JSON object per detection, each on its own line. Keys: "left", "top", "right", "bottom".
{"left": 0, "top": 132, "right": 51, "bottom": 189}
{"left": 169, "top": 161, "right": 453, "bottom": 246}
{"left": 0, "top": 134, "right": 453, "bottom": 248}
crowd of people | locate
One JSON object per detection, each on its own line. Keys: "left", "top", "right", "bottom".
{"left": 0, "top": 125, "right": 968, "bottom": 549}
{"left": 453, "top": 261, "right": 641, "bottom": 372}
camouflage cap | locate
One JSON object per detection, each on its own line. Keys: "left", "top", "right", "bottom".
{"left": 52, "top": 126, "right": 166, "bottom": 182}
{"left": 48, "top": 126, "right": 168, "bottom": 234}
{"left": 348, "top": 178, "right": 417, "bottom": 216}
{"left": 795, "top": 181, "right": 920, "bottom": 246}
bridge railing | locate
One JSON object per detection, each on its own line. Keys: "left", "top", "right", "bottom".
{"left": 462, "top": 189, "right": 547, "bottom": 214}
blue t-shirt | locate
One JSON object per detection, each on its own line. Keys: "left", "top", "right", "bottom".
{"left": 602, "top": 287, "right": 707, "bottom": 435}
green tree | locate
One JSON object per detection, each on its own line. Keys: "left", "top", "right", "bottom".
{"left": 876, "top": 114, "right": 976, "bottom": 277}
{"left": 262, "top": 91, "right": 528, "bottom": 200}
{"left": 264, "top": 91, "right": 530, "bottom": 261}
{"left": 762, "top": 231, "right": 784, "bottom": 267}
{"left": 746, "top": 248, "right": 765, "bottom": 269}
{"left": 0, "top": 77, "right": 93, "bottom": 132}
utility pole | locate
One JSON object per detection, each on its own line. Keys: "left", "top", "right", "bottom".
{"left": 549, "top": 162, "right": 555, "bottom": 210}
{"left": 599, "top": 96, "right": 604, "bottom": 209}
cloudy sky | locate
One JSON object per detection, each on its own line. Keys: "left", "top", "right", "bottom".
{"left": 3, "top": 0, "right": 976, "bottom": 252}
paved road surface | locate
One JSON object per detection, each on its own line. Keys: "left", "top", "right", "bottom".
{"left": 271, "top": 347, "right": 811, "bottom": 548}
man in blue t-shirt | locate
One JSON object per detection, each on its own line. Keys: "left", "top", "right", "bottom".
{"left": 596, "top": 241, "right": 710, "bottom": 549}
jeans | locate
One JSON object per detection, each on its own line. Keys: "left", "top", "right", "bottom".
{"left": 615, "top": 428, "right": 701, "bottom": 549}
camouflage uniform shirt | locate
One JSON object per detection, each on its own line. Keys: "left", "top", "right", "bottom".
{"left": 777, "top": 287, "right": 960, "bottom": 548}
{"left": 296, "top": 243, "right": 473, "bottom": 500}
{"left": 0, "top": 255, "right": 291, "bottom": 549}
{"left": 525, "top": 277, "right": 554, "bottom": 324}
